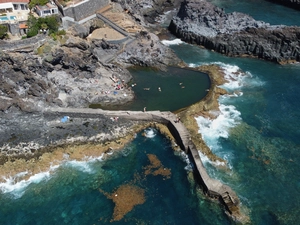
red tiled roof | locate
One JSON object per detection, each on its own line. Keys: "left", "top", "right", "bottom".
{"left": 0, "top": 0, "right": 29, "bottom": 3}
{"left": 19, "top": 23, "right": 28, "bottom": 29}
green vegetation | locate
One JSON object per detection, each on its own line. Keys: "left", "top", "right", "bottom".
{"left": 0, "top": 24, "right": 8, "bottom": 39}
{"left": 28, "top": 0, "right": 49, "bottom": 9}
{"left": 26, "top": 14, "right": 60, "bottom": 38}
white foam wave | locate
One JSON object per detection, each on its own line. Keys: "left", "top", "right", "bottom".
{"left": 178, "top": 151, "right": 193, "bottom": 171}
{"left": 188, "top": 63, "right": 201, "bottom": 68}
{"left": 65, "top": 154, "right": 104, "bottom": 173}
{"left": 198, "top": 152, "right": 226, "bottom": 167}
{"left": 161, "top": 39, "right": 183, "bottom": 46}
{"left": 0, "top": 165, "right": 59, "bottom": 198}
{"left": 219, "top": 63, "right": 248, "bottom": 90}
{"left": 0, "top": 153, "right": 106, "bottom": 198}
{"left": 65, "top": 160, "right": 93, "bottom": 173}
{"left": 192, "top": 62, "right": 264, "bottom": 91}
{"left": 195, "top": 104, "right": 241, "bottom": 153}
{"left": 144, "top": 128, "right": 156, "bottom": 138}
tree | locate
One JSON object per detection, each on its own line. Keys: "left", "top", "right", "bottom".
{"left": 0, "top": 24, "right": 8, "bottom": 39}
{"left": 26, "top": 14, "right": 39, "bottom": 37}
{"left": 26, "top": 14, "right": 60, "bottom": 38}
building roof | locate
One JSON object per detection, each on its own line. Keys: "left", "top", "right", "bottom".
{"left": 19, "top": 23, "right": 28, "bottom": 28}
{"left": 0, "top": 0, "right": 29, "bottom": 3}
{"left": 0, "top": 2, "right": 13, "bottom": 8}
{"left": 36, "top": 3, "right": 57, "bottom": 11}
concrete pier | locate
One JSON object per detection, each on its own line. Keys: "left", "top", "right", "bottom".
{"left": 46, "top": 107, "right": 240, "bottom": 218}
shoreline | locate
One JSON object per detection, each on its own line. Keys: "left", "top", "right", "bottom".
{"left": 0, "top": 62, "right": 249, "bottom": 223}
{"left": 0, "top": 1, "right": 253, "bottom": 223}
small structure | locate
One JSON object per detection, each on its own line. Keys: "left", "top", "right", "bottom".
{"left": 0, "top": 0, "right": 30, "bottom": 35}
{"left": 35, "top": 2, "right": 58, "bottom": 17}
{"left": 0, "top": 0, "right": 29, "bottom": 14}
{"left": 55, "top": 0, "right": 109, "bottom": 22}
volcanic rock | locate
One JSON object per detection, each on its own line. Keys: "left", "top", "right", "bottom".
{"left": 169, "top": 0, "right": 300, "bottom": 64}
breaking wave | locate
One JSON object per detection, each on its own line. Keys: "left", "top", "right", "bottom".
{"left": 161, "top": 39, "right": 184, "bottom": 46}
{"left": 0, "top": 165, "right": 59, "bottom": 198}
{"left": 144, "top": 128, "right": 157, "bottom": 138}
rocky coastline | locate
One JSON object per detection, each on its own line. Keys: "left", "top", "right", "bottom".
{"left": 1, "top": 0, "right": 298, "bottom": 223}
{"left": 169, "top": 0, "right": 300, "bottom": 64}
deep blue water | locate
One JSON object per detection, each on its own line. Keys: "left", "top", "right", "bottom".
{"left": 1, "top": 1, "right": 300, "bottom": 225}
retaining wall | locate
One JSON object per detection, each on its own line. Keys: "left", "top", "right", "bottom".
{"left": 57, "top": 0, "right": 109, "bottom": 22}
{"left": 0, "top": 34, "right": 47, "bottom": 51}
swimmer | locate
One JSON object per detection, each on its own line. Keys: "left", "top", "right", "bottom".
{"left": 158, "top": 87, "right": 161, "bottom": 92}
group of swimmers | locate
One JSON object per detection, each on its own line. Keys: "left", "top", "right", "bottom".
{"left": 142, "top": 83, "right": 185, "bottom": 92}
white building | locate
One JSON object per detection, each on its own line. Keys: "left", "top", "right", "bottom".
{"left": 35, "top": 2, "right": 58, "bottom": 17}
{"left": 0, "top": 0, "right": 29, "bottom": 14}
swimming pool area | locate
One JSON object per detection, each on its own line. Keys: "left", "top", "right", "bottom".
{"left": 0, "top": 15, "right": 16, "bottom": 21}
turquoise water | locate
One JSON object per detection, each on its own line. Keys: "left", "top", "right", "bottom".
{"left": 0, "top": 16, "right": 16, "bottom": 21}
{"left": 207, "top": 0, "right": 300, "bottom": 26}
{"left": 0, "top": 129, "right": 233, "bottom": 225}
{"left": 170, "top": 42, "right": 300, "bottom": 224}
{"left": 1, "top": 2, "right": 300, "bottom": 225}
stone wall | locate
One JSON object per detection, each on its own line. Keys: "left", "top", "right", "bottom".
{"left": 0, "top": 34, "right": 47, "bottom": 51}
{"left": 60, "top": 0, "right": 109, "bottom": 21}
{"left": 8, "top": 23, "right": 19, "bottom": 36}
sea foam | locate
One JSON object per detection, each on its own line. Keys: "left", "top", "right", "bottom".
{"left": 144, "top": 128, "right": 157, "bottom": 138}
{"left": 0, "top": 165, "right": 59, "bottom": 198}
{"left": 0, "top": 153, "right": 105, "bottom": 198}
{"left": 161, "top": 39, "right": 184, "bottom": 46}
{"left": 195, "top": 63, "right": 248, "bottom": 167}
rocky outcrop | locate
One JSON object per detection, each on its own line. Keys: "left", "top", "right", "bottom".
{"left": 112, "top": 0, "right": 182, "bottom": 25}
{"left": 0, "top": 25, "right": 182, "bottom": 112}
{"left": 0, "top": 35, "right": 134, "bottom": 112}
{"left": 267, "top": 0, "right": 300, "bottom": 10}
{"left": 169, "top": 0, "right": 300, "bottom": 64}
{"left": 116, "top": 30, "right": 182, "bottom": 69}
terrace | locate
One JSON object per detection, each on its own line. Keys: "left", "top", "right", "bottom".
{"left": 0, "top": 0, "right": 29, "bottom": 24}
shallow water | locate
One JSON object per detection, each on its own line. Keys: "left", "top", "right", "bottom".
{"left": 0, "top": 129, "right": 233, "bottom": 225}
{"left": 94, "top": 66, "right": 210, "bottom": 112}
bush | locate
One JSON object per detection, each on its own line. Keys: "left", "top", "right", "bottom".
{"left": 26, "top": 14, "right": 60, "bottom": 38}
{"left": 0, "top": 24, "right": 8, "bottom": 39}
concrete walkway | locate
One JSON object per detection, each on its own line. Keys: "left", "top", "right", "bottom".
{"left": 46, "top": 107, "right": 240, "bottom": 216}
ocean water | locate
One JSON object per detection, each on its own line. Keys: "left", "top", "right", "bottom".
{"left": 166, "top": 3, "right": 300, "bottom": 223}
{"left": 0, "top": 129, "right": 233, "bottom": 225}
{"left": 170, "top": 41, "right": 300, "bottom": 224}
{"left": 1, "top": 2, "right": 300, "bottom": 225}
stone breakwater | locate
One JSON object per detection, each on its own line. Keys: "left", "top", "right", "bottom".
{"left": 39, "top": 107, "right": 248, "bottom": 223}
{"left": 169, "top": 0, "right": 300, "bottom": 64}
